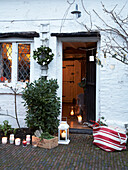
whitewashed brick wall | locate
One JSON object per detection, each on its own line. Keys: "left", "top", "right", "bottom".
{"left": 0, "top": 93, "right": 27, "bottom": 128}
{"left": 0, "top": 0, "right": 127, "bottom": 129}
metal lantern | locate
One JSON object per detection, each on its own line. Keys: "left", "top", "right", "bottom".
{"left": 58, "top": 120, "right": 70, "bottom": 144}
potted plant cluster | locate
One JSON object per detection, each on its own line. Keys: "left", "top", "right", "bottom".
{"left": 0, "top": 120, "right": 33, "bottom": 144}
{"left": 0, "top": 120, "right": 14, "bottom": 144}
{"left": 22, "top": 77, "right": 60, "bottom": 149}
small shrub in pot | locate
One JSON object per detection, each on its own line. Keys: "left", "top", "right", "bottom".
{"left": 22, "top": 77, "right": 60, "bottom": 135}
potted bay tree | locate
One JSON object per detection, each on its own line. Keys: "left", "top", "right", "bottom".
{"left": 22, "top": 78, "right": 60, "bottom": 149}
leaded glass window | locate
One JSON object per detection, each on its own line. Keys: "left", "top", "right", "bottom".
{"left": 0, "top": 42, "right": 31, "bottom": 83}
{"left": 0, "top": 43, "right": 12, "bottom": 83}
{"left": 18, "top": 44, "right": 30, "bottom": 82}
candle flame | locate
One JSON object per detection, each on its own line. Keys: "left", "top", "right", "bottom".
{"left": 61, "top": 130, "right": 66, "bottom": 138}
{"left": 77, "top": 115, "right": 82, "bottom": 123}
{"left": 70, "top": 109, "right": 74, "bottom": 116}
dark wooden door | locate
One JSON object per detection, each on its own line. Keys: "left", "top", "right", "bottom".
{"left": 85, "top": 51, "right": 96, "bottom": 121}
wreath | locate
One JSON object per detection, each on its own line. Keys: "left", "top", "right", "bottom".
{"left": 78, "top": 78, "right": 86, "bottom": 90}
{"left": 33, "top": 45, "right": 54, "bottom": 66}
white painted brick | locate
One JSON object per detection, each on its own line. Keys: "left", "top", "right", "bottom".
{"left": 0, "top": 93, "right": 26, "bottom": 128}
{"left": 0, "top": 0, "right": 127, "bottom": 129}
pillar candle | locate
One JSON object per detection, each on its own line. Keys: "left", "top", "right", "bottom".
{"left": 2, "top": 137, "right": 7, "bottom": 144}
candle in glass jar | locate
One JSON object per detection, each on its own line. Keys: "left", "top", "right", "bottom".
{"left": 26, "top": 135, "right": 30, "bottom": 145}
{"left": 77, "top": 115, "right": 82, "bottom": 123}
{"left": 10, "top": 134, "right": 14, "bottom": 144}
{"left": 15, "top": 138, "right": 21, "bottom": 145}
{"left": 2, "top": 137, "right": 7, "bottom": 144}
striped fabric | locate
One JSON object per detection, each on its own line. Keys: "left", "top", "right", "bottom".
{"left": 93, "top": 126, "right": 127, "bottom": 152}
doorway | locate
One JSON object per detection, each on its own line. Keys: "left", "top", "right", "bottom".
{"left": 62, "top": 42, "right": 97, "bottom": 129}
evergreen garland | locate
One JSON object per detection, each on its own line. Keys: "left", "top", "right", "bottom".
{"left": 33, "top": 45, "right": 54, "bottom": 66}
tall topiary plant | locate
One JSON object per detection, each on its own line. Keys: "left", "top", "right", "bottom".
{"left": 22, "top": 78, "right": 60, "bottom": 135}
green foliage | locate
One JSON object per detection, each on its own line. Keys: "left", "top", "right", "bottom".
{"left": 78, "top": 78, "right": 86, "bottom": 90}
{"left": 96, "top": 58, "right": 103, "bottom": 67}
{"left": 13, "top": 128, "right": 17, "bottom": 135}
{"left": 98, "top": 116, "right": 108, "bottom": 126}
{"left": 33, "top": 45, "right": 54, "bottom": 66}
{"left": 40, "top": 132, "right": 54, "bottom": 140}
{"left": 1, "top": 120, "right": 13, "bottom": 136}
{"left": 22, "top": 77, "right": 60, "bottom": 135}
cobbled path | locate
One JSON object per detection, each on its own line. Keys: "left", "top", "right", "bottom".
{"left": 0, "top": 134, "right": 128, "bottom": 170}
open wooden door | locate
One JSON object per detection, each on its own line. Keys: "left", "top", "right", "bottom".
{"left": 85, "top": 50, "right": 96, "bottom": 121}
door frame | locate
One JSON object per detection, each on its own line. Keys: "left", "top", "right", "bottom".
{"left": 55, "top": 35, "right": 101, "bottom": 122}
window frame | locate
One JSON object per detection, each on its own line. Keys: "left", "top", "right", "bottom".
{"left": 0, "top": 38, "right": 34, "bottom": 85}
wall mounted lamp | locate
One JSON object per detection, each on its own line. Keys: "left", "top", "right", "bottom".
{"left": 71, "top": 4, "right": 81, "bottom": 18}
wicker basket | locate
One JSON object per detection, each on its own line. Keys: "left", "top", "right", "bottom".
{"left": 32, "top": 136, "right": 58, "bottom": 149}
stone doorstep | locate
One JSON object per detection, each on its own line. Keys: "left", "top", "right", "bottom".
{"left": 69, "top": 128, "right": 93, "bottom": 135}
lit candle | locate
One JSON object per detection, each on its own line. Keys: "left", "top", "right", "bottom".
{"left": 22, "top": 140, "right": 27, "bottom": 147}
{"left": 77, "top": 115, "right": 82, "bottom": 123}
{"left": 2, "top": 137, "right": 7, "bottom": 144}
{"left": 70, "top": 110, "right": 74, "bottom": 116}
{"left": 15, "top": 138, "right": 21, "bottom": 145}
{"left": 10, "top": 134, "right": 14, "bottom": 144}
{"left": 26, "top": 135, "right": 30, "bottom": 145}
{"left": 32, "top": 143, "right": 37, "bottom": 148}
{"left": 32, "top": 136, "right": 38, "bottom": 147}
{"left": 61, "top": 131, "right": 66, "bottom": 138}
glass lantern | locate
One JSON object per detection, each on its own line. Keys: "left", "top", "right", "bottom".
{"left": 58, "top": 119, "right": 70, "bottom": 144}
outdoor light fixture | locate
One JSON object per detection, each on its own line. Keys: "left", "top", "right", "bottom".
{"left": 89, "top": 56, "right": 94, "bottom": 62}
{"left": 71, "top": 4, "right": 81, "bottom": 18}
{"left": 58, "top": 118, "right": 70, "bottom": 144}
{"left": 89, "top": 49, "right": 95, "bottom": 61}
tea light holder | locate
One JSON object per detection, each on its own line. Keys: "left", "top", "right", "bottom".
{"left": 2, "top": 137, "right": 7, "bottom": 144}
{"left": 22, "top": 140, "right": 27, "bottom": 147}
{"left": 15, "top": 138, "right": 21, "bottom": 145}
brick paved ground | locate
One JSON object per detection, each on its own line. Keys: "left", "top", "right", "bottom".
{"left": 0, "top": 134, "right": 128, "bottom": 170}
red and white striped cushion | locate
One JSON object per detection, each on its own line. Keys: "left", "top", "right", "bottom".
{"left": 93, "top": 126, "right": 127, "bottom": 152}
